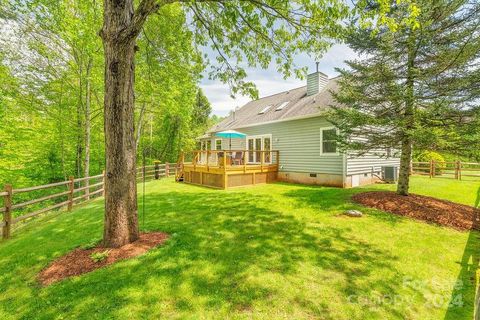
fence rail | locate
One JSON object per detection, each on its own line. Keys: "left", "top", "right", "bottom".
{"left": 1, "top": 162, "right": 175, "bottom": 240}
{"left": 410, "top": 160, "right": 480, "bottom": 180}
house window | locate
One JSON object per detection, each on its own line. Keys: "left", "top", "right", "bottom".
{"left": 206, "top": 140, "right": 212, "bottom": 150}
{"left": 320, "top": 128, "right": 338, "bottom": 155}
{"left": 215, "top": 139, "right": 222, "bottom": 150}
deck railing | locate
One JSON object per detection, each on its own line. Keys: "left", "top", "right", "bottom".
{"left": 181, "top": 150, "right": 279, "bottom": 170}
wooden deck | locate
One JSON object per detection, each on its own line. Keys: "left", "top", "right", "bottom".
{"left": 176, "top": 150, "right": 279, "bottom": 189}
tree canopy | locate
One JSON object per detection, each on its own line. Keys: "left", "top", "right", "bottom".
{"left": 329, "top": 0, "right": 480, "bottom": 195}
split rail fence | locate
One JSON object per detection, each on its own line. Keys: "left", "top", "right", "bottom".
{"left": 410, "top": 160, "right": 480, "bottom": 180}
{"left": 1, "top": 162, "right": 174, "bottom": 240}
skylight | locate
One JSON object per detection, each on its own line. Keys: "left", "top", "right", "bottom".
{"left": 258, "top": 105, "right": 272, "bottom": 114}
{"left": 275, "top": 101, "right": 290, "bottom": 111}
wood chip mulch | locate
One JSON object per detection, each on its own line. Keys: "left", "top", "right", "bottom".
{"left": 352, "top": 191, "right": 480, "bottom": 231}
{"left": 38, "top": 232, "right": 169, "bottom": 286}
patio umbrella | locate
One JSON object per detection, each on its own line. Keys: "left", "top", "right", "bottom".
{"left": 215, "top": 130, "right": 246, "bottom": 150}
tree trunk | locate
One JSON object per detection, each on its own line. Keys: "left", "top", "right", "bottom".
{"left": 101, "top": 0, "right": 140, "bottom": 248}
{"left": 397, "top": 137, "right": 412, "bottom": 195}
{"left": 84, "top": 57, "right": 92, "bottom": 200}
{"left": 397, "top": 29, "right": 416, "bottom": 196}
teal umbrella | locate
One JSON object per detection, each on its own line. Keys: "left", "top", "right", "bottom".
{"left": 215, "top": 130, "right": 246, "bottom": 150}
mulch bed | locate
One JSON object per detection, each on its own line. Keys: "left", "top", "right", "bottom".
{"left": 352, "top": 191, "right": 480, "bottom": 231}
{"left": 38, "top": 232, "right": 169, "bottom": 286}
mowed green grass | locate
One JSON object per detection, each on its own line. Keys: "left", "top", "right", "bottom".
{"left": 0, "top": 176, "right": 479, "bottom": 319}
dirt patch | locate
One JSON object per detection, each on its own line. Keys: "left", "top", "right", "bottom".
{"left": 352, "top": 191, "right": 480, "bottom": 231}
{"left": 38, "top": 232, "right": 169, "bottom": 286}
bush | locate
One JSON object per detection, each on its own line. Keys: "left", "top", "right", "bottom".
{"left": 90, "top": 250, "right": 110, "bottom": 263}
{"left": 415, "top": 151, "right": 446, "bottom": 175}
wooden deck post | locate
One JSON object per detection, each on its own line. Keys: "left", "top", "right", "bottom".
{"left": 223, "top": 151, "right": 227, "bottom": 189}
{"left": 261, "top": 151, "right": 264, "bottom": 173}
{"left": 193, "top": 151, "right": 197, "bottom": 171}
{"left": 206, "top": 150, "right": 209, "bottom": 172}
{"left": 243, "top": 150, "right": 246, "bottom": 173}
{"left": 2, "top": 184, "right": 12, "bottom": 239}
{"left": 68, "top": 176, "right": 74, "bottom": 211}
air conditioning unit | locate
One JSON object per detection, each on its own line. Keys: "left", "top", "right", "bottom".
{"left": 382, "top": 166, "right": 399, "bottom": 182}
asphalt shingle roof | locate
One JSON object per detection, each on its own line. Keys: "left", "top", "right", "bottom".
{"left": 208, "top": 76, "right": 340, "bottom": 133}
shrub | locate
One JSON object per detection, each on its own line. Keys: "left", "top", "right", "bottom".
{"left": 415, "top": 151, "right": 446, "bottom": 175}
{"left": 90, "top": 250, "right": 110, "bottom": 263}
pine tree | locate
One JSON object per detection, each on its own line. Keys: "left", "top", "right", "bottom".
{"left": 330, "top": 0, "right": 480, "bottom": 196}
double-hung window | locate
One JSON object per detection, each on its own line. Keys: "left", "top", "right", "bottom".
{"left": 320, "top": 128, "right": 338, "bottom": 155}
{"left": 215, "top": 139, "right": 222, "bottom": 150}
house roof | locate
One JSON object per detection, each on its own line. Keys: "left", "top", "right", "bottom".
{"left": 207, "top": 76, "right": 341, "bottom": 133}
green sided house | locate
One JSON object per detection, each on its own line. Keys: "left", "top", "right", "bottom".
{"left": 177, "top": 71, "right": 399, "bottom": 189}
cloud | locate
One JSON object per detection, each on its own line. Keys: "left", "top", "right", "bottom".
{"left": 201, "top": 44, "right": 358, "bottom": 116}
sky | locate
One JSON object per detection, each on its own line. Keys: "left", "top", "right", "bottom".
{"left": 200, "top": 43, "right": 358, "bottom": 116}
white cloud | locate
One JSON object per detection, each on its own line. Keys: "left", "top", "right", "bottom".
{"left": 201, "top": 44, "right": 358, "bottom": 116}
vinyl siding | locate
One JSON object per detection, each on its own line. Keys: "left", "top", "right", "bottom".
{"left": 203, "top": 116, "right": 400, "bottom": 176}
{"left": 346, "top": 152, "right": 400, "bottom": 175}
{"left": 236, "top": 116, "right": 344, "bottom": 175}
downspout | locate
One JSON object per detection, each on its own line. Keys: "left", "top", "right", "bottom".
{"left": 342, "top": 151, "right": 347, "bottom": 188}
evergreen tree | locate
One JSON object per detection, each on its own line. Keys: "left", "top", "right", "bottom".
{"left": 330, "top": 0, "right": 480, "bottom": 195}
{"left": 192, "top": 89, "right": 212, "bottom": 130}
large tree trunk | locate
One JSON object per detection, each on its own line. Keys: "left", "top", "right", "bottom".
{"left": 397, "top": 29, "right": 416, "bottom": 196}
{"left": 397, "top": 137, "right": 412, "bottom": 195}
{"left": 101, "top": 0, "right": 140, "bottom": 248}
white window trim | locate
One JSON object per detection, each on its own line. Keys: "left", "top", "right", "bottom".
{"left": 245, "top": 134, "right": 273, "bottom": 164}
{"left": 320, "top": 127, "right": 339, "bottom": 156}
{"left": 215, "top": 139, "right": 222, "bottom": 150}
{"left": 205, "top": 140, "right": 212, "bottom": 150}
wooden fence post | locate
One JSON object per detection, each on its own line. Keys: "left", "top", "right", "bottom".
{"left": 454, "top": 160, "right": 458, "bottom": 180}
{"left": 154, "top": 161, "right": 160, "bottom": 179}
{"left": 68, "top": 176, "right": 74, "bottom": 211}
{"left": 429, "top": 160, "right": 433, "bottom": 178}
{"left": 165, "top": 162, "right": 169, "bottom": 177}
{"left": 457, "top": 160, "right": 462, "bottom": 180}
{"left": 2, "top": 184, "right": 13, "bottom": 239}
{"left": 432, "top": 160, "right": 436, "bottom": 177}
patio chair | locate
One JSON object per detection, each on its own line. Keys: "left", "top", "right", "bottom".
{"left": 232, "top": 152, "right": 243, "bottom": 166}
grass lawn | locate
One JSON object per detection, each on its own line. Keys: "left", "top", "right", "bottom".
{"left": 0, "top": 176, "right": 479, "bottom": 319}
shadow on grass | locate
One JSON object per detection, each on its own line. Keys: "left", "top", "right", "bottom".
{"left": 444, "top": 186, "right": 480, "bottom": 320}
{"left": 0, "top": 183, "right": 407, "bottom": 319}
{"left": 281, "top": 183, "right": 405, "bottom": 227}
